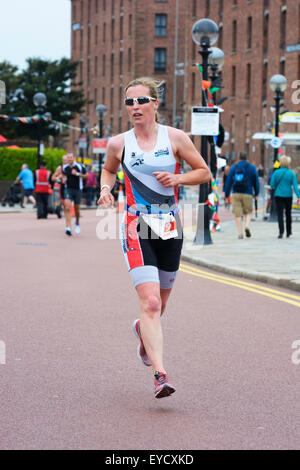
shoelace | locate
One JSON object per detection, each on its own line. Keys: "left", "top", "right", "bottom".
{"left": 154, "top": 372, "right": 167, "bottom": 385}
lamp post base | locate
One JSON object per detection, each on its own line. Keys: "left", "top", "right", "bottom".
{"left": 193, "top": 203, "right": 213, "bottom": 245}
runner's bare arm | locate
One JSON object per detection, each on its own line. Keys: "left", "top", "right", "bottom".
{"left": 153, "top": 127, "right": 211, "bottom": 188}
{"left": 98, "top": 135, "right": 124, "bottom": 207}
{"left": 51, "top": 166, "right": 61, "bottom": 182}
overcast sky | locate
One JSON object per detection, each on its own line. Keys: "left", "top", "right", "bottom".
{"left": 0, "top": 0, "right": 71, "bottom": 71}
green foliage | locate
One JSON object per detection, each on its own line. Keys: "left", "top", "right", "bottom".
{"left": 0, "top": 57, "right": 85, "bottom": 140}
{"left": 0, "top": 147, "right": 65, "bottom": 180}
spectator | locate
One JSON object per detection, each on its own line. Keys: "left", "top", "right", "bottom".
{"left": 224, "top": 152, "right": 260, "bottom": 239}
{"left": 270, "top": 155, "right": 300, "bottom": 238}
{"left": 15, "top": 163, "right": 36, "bottom": 208}
{"left": 85, "top": 165, "right": 97, "bottom": 206}
{"left": 35, "top": 161, "right": 52, "bottom": 219}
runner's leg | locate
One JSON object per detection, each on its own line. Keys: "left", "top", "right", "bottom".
{"left": 136, "top": 282, "right": 166, "bottom": 374}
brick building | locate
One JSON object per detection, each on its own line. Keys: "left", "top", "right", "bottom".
{"left": 69, "top": 0, "right": 300, "bottom": 169}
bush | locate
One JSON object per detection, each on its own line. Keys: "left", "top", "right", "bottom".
{"left": 0, "top": 147, "right": 66, "bottom": 180}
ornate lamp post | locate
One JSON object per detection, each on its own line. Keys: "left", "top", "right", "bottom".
{"left": 33, "top": 92, "right": 47, "bottom": 168}
{"left": 268, "top": 74, "right": 287, "bottom": 221}
{"left": 192, "top": 18, "right": 219, "bottom": 245}
{"left": 95, "top": 104, "right": 107, "bottom": 191}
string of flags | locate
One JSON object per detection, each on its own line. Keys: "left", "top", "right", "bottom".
{"left": 0, "top": 113, "right": 89, "bottom": 133}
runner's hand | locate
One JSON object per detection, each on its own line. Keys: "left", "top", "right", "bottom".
{"left": 97, "top": 188, "right": 115, "bottom": 208}
{"left": 153, "top": 172, "right": 179, "bottom": 187}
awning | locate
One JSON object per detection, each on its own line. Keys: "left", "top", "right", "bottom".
{"left": 0, "top": 134, "right": 7, "bottom": 142}
{"left": 252, "top": 132, "right": 300, "bottom": 145}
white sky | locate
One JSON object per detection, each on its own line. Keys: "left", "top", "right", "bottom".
{"left": 0, "top": 0, "right": 71, "bottom": 71}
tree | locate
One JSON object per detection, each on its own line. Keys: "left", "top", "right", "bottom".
{"left": 0, "top": 57, "right": 86, "bottom": 141}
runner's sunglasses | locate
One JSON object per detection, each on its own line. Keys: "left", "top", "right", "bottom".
{"left": 124, "top": 96, "right": 157, "bottom": 106}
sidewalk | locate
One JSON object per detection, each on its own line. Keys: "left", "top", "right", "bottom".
{"left": 181, "top": 208, "right": 300, "bottom": 292}
{"left": 1, "top": 200, "right": 300, "bottom": 292}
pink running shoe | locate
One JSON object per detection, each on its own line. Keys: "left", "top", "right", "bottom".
{"left": 132, "top": 319, "right": 151, "bottom": 367}
{"left": 154, "top": 371, "right": 176, "bottom": 399}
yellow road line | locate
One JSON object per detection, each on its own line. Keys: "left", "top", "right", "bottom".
{"left": 179, "top": 265, "right": 300, "bottom": 308}
{"left": 180, "top": 263, "right": 300, "bottom": 301}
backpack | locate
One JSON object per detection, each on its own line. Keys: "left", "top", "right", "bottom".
{"left": 233, "top": 162, "right": 249, "bottom": 192}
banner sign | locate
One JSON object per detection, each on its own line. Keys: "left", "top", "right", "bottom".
{"left": 93, "top": 138, "right": 107, "bottom": 154}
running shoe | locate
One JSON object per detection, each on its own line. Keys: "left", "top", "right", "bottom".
{"left": 65, "top": 227, "right": 72, "bottom": 236}
{"left": 154, "top": 371, "right": 176, "bottom": 399}
{"left": 132, "top": 319, "right": 151, "bottom": 367}
{"left": 245, "top": 227, "right": 251, "bottom": 238}
{"left": 75, "top": 224, "right": 81, "bottom": 235}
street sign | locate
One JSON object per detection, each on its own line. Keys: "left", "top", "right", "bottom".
{"left": 93, "top": 138, "right": 107, "bottom": 154}
{"left": 191, "top": 107, "right": 219, "bottom": 136}
{"left": 280, "top": 112, "right": 300, "bottom": 123}
{"left": 78, "top": 135, "right": 87, "bottom": 149}
{"left": 270, "top": 136, "right": 283, "bottom": 149}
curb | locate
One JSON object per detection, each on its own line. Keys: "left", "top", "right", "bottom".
{"left": 181, "top": 253, "right": 300, "bottom": 293}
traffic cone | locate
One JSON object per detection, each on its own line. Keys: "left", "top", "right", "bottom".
{"left": 71, "top": 204, "right": 75, "bottom": 217}
{"left": 116, "top": 185, "right": 125, "bottom": 212}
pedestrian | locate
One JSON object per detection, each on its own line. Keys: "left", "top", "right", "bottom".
{"left": 270, "top": 155, "right": 300, "bottom": 238}
{"left": 15, "top": 163, "right": 36, "bottom": 208}
{"left": 97, "top": 77, "right": 210, "bottom": 399}
{"left": 85, "top": 165, "right": 97, "bottom": 206}
{"left": 52, "top": 154, "right": 68, "bottom": 210}
{"left": 222, "top": 163, "right": 230, "bottom": 208}
{"left": 62, "top": 153, "right": 88, "bottom": 236}
{"left": 35, "top": 161, "right": 52, "bottom": 219}
{"left": 224, "top": 152, "right": 260, "bottom": 239}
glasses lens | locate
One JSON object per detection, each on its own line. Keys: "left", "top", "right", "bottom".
{"left": 124, "top": 98, "right": 134, "bottom": 106}
{"left": 137, "top": 97, "right": 151, "bottom": 104}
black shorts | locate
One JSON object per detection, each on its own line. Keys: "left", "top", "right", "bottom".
{"left": 121, "top": 212, "right": 183, "bottom": 288}
{"left": 64, "top": 188, "right": 82, "bottom": 205}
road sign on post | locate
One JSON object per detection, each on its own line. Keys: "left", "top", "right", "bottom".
{"left": 191, "top": 107, "right": 219, "bottom": 136}
{"left": 78, "top": 134, "right": 88, "bottom": 149}
{"left": 270, "top": 136, "right": 283, "bottom": 149}
{"left": 93, "top": 138, "right": 107, "bottom": 154}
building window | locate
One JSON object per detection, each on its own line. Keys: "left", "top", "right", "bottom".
{"left": 111, "top": 18, "right": 115, "bottom": 44}
{"left": 262, "top": 61, "right": 268, "bottom": 102}
{"left": 218, "top": 25, "right": 223, "bottom": 50}
{"left": 247, "top": 17, "right": 252, "bottom": 49}
{"left": 95, "top": 56, "right": 98, "bottom": 76}
{"left": 103, "top": 23, "right": 106, "bottom": 42}
{"left": 102, "top": 54, "right": 106, "bottom": 77}
{"left": 128, "top": 48, "right": 132, "bottom": 72}
{"left": 192, "top": 72, "right": 196, "bottom": 101}
{"left": 246, "top": 63, "right": 251, "bottom": 96}
{"left": 120, "top": 50, "right": 123, "bottom": 75}
{"left": 231, "top": 65, "right": 236, "bottom": 97}
{"left": 129, "top": 15, "right": 132, "bottom": 36}
{"left": 120, "top": 16, "right": 123, "bottom": 40}
{"left": 95, "top": 0, "right": 98, "bottom": 14}
{"left": 232, "top": 20, "right": 237, "bottom": 53}
{"left": 192, "top": 0, "right": 196, "bottom": 17}
{"left": 218, "top": 0, "right": 223, "bottom": 18}
{"left": 94, "top": 87, "right": 98, "bottom": 105}
{"left": 95, "top": 25, "right": 98, "bottom": 44}
{"left": 103, "top": 0, "right": 106, "bottom": 11}
{"left": 280, "top": 8, "right": 286, "bottom": 50}
{"left": 263, "top": 12, "right": 269, "bottom": 54}
{"left": 205, "top": 0, "right": 210, "bottom": 17}
{"left": 154, "top": 48, "right": 167, "bottom": 72}
{"left": 111, "top": 53, "right": 114, "bottom": 81}
{"left": 155, "top": 14, "right": 167, "bottom": 37}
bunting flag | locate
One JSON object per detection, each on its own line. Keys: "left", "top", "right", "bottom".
{"left": 0, "top": 113, "right": 83, "bottom": 132}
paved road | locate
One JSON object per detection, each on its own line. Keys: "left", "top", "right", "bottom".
{"left": 0, "top": 210, "right": 299, "bottom": 450}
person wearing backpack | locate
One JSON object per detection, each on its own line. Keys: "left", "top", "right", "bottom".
{"left": 224, "top": 152, "right": 260, "bottom": 239}
{"left": 270, "top": 155, "right": 300, "bottom": 238}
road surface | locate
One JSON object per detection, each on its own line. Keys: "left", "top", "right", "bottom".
{"left": 0, "top": 210, "right": 299, "bottom": 450}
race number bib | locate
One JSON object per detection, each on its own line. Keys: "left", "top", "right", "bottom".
{"left": 141, "top": 213, "right": 178, "bottom": 240}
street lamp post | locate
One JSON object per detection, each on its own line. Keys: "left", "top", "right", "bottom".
{"left": 192, "top": 18, "right": 219, "bottom": 245}
{"left": 208, "top": 47, "right": 225, "bottom": 179}
{"left": 33, "top": 92, "right": 47, "bottom": 168}
{"left": 269, "top": 74, "right": 287, "bottom": 221}
{"left": 95, "top": 104, "right": 107, "bottom": 192}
